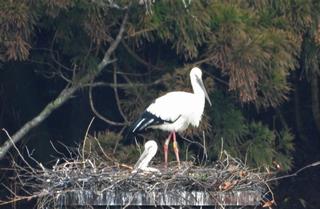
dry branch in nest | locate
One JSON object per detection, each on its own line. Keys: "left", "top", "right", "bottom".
{"left": 1, "top": 144, "right": 274, "bottom": 209}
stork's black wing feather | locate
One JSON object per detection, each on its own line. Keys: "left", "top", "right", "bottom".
{"left": 129, "top": 111, "right": 165, "bottom": 133}
{"left": 122, "top": 111, "right": 164, "bottom": 145}
{"left": 123, "top": 111, "right": 181, "bottom": 145}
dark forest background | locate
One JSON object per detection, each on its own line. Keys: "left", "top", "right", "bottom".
{"left": 0, "top": 1, "right": 320, "bottom": 208}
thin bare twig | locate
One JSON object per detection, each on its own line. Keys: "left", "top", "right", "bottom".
{"left": 121, "top": 40, "right": 163, "bottom": 71}
{"left": 266, "top": 161, "right": 320, "bottom": 182}
{"left": 92, "top": 135, "right": 115, "bottom": 163}
{"left": 202, "top": 131, "right": 208, "bottom": 164}
{"left": 88, "top": 82, "right": 126, "bottom": 126}
{"left": 49, "top": 141, "right": 66, "bottom": 157}
{"left": 1, "top": 129, "right": 33, "bottom": 170}
{"left": 179, "top": 134, "right": 206, "bottom": 151}
{"left": 82, "top": 117, "right": 96, "bottom": 161}
{"left": 219, "top": 137, "right": 224, "bottom": 160}
{"left": 112, "top": 62, "right": 129, "bottom": 123}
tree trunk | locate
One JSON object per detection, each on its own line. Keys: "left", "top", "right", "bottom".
{"left": 293, "top": 73, "right": 307, "bottom": 142}
{"left": 311, "top": 74, "right": 320, "bottom": 134}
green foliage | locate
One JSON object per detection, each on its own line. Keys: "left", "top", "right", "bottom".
{"left": 243, "top": 122, "right": 277, "bottom": 168}
{"left": 274, "top": 129, "right": 295, "bottom": 170}
{"left": 209, "top": 90, "right": 248, "bottom": 157}
{"left": 203, "top": 1, "right": 301, "bottom": 106}
{"left": 1, "top": 0, "right": 313, "bottom": 107}
{"left": 131, "top": 1, "right": 210, "bottom": 59}
{"left": 206, "top": 90, "right": 294, "bottom": 170}
{"left": 241, "top": 122, "right": 294, "bottom": 170}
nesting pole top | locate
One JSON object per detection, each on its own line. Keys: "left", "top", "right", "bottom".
{"left": 47, "top": 160, "right": 268, "bottom": 208}
{"left": 58, "top": 189, "right": 262, "bottom": 207}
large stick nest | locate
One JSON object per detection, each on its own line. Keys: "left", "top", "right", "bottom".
{"left": 4, "top": 148, "right": 273, "bottom": 208}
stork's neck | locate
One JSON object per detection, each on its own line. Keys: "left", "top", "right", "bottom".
{"left": 191, "top": 77, "right": 206, "bottom": 99}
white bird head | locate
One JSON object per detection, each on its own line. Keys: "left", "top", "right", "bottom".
{"left": 190, "top": 67, "right": 212, "bottom": 106}
{"left": 144, "top": 140, "right": 158, "bottom": 155}
{"left": 190, "top": 67, "right": 203, "bottom": 78}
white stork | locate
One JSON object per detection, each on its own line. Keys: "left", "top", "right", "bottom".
{"left": 129, "top": 67, "right": 212, "bottom": 167}
{"left": 132, "top": 140, "right": 159, "bottom": 174}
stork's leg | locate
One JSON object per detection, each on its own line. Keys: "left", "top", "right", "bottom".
{"left": 172, "top": 132, "right": 181, "bottom": 167}
{"left": 163, "top": 132, "right": 173, "bottom": 168}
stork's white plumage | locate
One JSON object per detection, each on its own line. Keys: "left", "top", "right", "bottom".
{"left": 132, "top": 140, "right": 159, "bottom": 174}
{"left": 130, "top": 67, "right": 211, "bottom": 167}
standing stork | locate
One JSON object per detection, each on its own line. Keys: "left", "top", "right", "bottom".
{"left": 129, "top": 67, "right": 212, "bottom": 167}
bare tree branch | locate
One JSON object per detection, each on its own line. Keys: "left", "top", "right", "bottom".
{"left": 266, "top": 161, "right": 320, "bottom": 182}
{"left": 85, "top": 78, "right": 163, "bottom": 88}
{"left": 98, "top": 11, "right": 129, "bottom": 72}
{"left": 0, "top": 86, "right": 77, "bottom": 159}
{"left": 0, "top": 9, "right": 130, "bottom": 160}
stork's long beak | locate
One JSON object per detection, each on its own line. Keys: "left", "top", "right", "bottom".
{"left": 196, "top": 77, "right": 212, "bottom": 106}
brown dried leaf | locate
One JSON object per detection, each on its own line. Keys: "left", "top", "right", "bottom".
{"left": 239, "top": 170, "right": 248, "bottom": 177}
{"left": 219, "top": 180, "right": 238, "bottom": 191}
{"left": 219, "top": 181, "right": 232, "bottom": 190}
{"left": 262, "top": 200, "right": 275, "bottom": 209}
